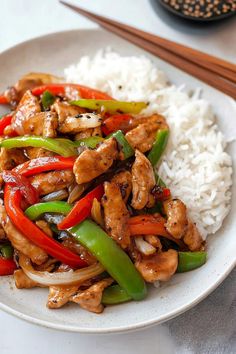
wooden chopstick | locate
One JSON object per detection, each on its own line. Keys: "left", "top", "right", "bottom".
{"left": 60, "top": 1, "right": 236, "bottom": 100}
{"left": 60, "top": 1, "right": 236, "bottom": 83}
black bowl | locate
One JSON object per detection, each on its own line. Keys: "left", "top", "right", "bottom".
{"left": 158, "top": 0, "right": 236, "bottom": 22}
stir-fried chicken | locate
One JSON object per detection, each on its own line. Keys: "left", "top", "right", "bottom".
{"left": 0, "top": 205, "right": 47, "bottom": 265}
{"left": 163, "top": 199, "right": 204, "bottom": 249}
{"left": 135, "top": 249, "right": 178, "bottom": 282}
{"left": 102, "top": 181, "right": 130, "bottom": 249}
{"left": 144, "top": 235, "right": 162, "bottom": 250}
{"left": 14, "top": 269, "right": 38, "bottom": 289}
{"left": 70, "top": 278, "right": 113, "bottom": 313}
{"left": 25, "top": 147, "right": 55, "bottom": 159}
{"left": 183, "top": 220, "right": 204, "bottom": 251}
{"left": 0, "top": 148, "right": 26, "bottom": 172}
{"left": 73, "top": 138, "right": 118, "bottom": 184}
{"left": 29, "top": 170, "right": 74, "bottom": 195}
{"left": 11, "top": 90, "right": 41, "bottom": 135}
{"left": 126, "top": 114, "right": 168, "bottom": 153}
{"left": 111, "top": 170, "right": 132, "bottom": 203}
{"left": 0, "top": 227, "right": 6, "bottom": 241}
{"left": 75, "top": 126, "right": 102, "bottom": 140}
{"left": 163, "top": 199, "right": 188, "bottom": 239}
{"left": 131, "top": 150, "right": 155, "bottom": 210}
{"left": 47, "top": 285, "right": 79, "bottom": 309}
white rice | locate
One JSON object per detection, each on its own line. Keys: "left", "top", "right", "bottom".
{"left": 64, "top": 49, "right": 233, "bottom": 239}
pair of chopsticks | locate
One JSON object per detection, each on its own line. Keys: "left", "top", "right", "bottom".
{"left": 60, "top": 1, "right": 236, "bottom": 100}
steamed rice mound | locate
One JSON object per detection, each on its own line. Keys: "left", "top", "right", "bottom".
{"left": 64, "top": 49, "right": 232, "bottom": 238}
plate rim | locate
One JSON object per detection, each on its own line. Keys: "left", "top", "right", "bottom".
{"left": 0, "top": 27, "right": 235, "bottom": 334}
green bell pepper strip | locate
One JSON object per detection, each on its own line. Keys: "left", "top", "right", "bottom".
{"left": 0, "top": 244, "right": 14, "bottom": 259}
{"left": 0, "top": 136, "right": 77, "bottom": 157}
{"left": 25, "top": 201, "right": 72, "bottom": 221}
{"left": 102, "top": 284, "right": 132, "bottom": 305}
{"left": 70, "top": 219, "right": 147, "bottom": 301}
{"left": 74, "top": 136, "right": 104, "bottom": 149}
{"left": 70, "top": 99, "right": 147, "bottom": 114}
{"left": 108, "top": 130, "right": 134, "bottom": 159}
{"left": 41, "top": 90, "right": 55, "bottom": 110}
{"left": 148, "top": 129, "right": 169, "bottom": 166}
{"left": 177, "top": 252, "right": 207, "bottom": 273}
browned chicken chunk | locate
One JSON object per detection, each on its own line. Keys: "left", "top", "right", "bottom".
{"left": 75, "top": 126, "right": 102, "bottom": 140}
{"left": 131, "top": 150, "right": 155, "bottom": 210}
{"left": 73, "top": 138, "right": 118, "bottom": 184}
{"left": 35, "top": 220, "right": 53, "bottom": 237}
{"left": 14, "top": 269, "right": 37, "bottom": 289}
{"left": 47, "top": 285, "right": 79, "bottom": 309}
{"left": 126, "top": 114, "right": 168, "bottom": 153}
{"left": 29, "top": 170, "right": 74, "bottom": 195}
{"left": 11, "top": 90, "right": 41, "bottom": 135}
{"left": 25, "top": 147, "right": 55, "bottom": 160}
{"left": 135, "top": 249, "right": 178, "bottom": 282}
{"left": 111, "top": 170, "right": 132, "bottom": 203}
{"left": 163, "top": 199, "right": 188, "bottom": 239}
{"left": 0, "top": 148, "right": 27, "bottom": 172}
{"left": 183, "top": 220, "right": 204, "bottom": 251}
{"left": 102, "top": 181, "right": 130, "bottom": 249}
{"left": 70, "top": 278, "right": 113, "bottom": 313}
{"left": 0, "top": 205, "right": 47, "bottom": 265}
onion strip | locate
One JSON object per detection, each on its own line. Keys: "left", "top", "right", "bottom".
{"left": 19, "top": 254, "right": 104, "bottom": 286}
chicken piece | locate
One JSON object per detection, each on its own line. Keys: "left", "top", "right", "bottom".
{"left": 130, "top": 113, "right": 168, "bottom": 130}
{"left": 163, "top": 199, "right": 188, "bottom": 239}
{"left": 0, "top": 205, "right": 47, "bottom": 265}
{"left": 73, "top": 138, "right": 118, "bottom": 184}
{"left": 52, "top": 101, "right": 86, "bottom": 126}
{"left": 183, "top": 220, "right": 204, "bottom": 251}
{"left": 144, "top": 235, "right": 162, "bottom": 251}
{"left": 11, "top": 90, "right": 41, "bottom": 135}
{"left": 61, "top": 237, "right": 96, "bottom": 265}
{"left": 36, "top": 220, "right": 53, "bottom": 237}
{"left": 135, "top": 249, "right": 178, "bottom": 282}
{"left": 102, "top": 181, "right": 130, "bottom": 249}
{"left": 131, "top": 150, "right": 155, "bottom": 210}
{"left": 14, "top": 269, "right": 37, "bottom": 289}
{"left": 0, "top": 148, "right": 27, "bottom": 172}
{"left": 70, "top": 278, "right": 113, "bottom": 314}
{"left": 111, "top": 170, "right": 132, "bottom": 203}
{"left": 42, "top": 111, "right": 58, "bottom": 137}
{"left": 126, "top": 114, "right": 168, "bottom": 153}
{"left": 29, "top": 170, "right": 74, "bottom": 195}
{"left": 47, "top": 285, "right": 79, "bottom": 309}
{"left": 25, "top": 147, "right": 55, "bottom": 159}
{"left": 75, "top": 126, "right": 102, "bottom": 140}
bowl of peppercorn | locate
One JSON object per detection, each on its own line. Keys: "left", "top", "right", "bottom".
{"left": 158, "top": 0, "right": 236, "bottom": 21}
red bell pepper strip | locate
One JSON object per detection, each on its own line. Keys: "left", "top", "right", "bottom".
{"left": 102, "top": 114, "right": 132, "bottom": 135}
{"left": 14, "top": 156, "right": 76, "bottom": 177}
{"left": 0, "top": 95, "right": 8, "bottom": 105}
{"left": 58, "top": 184, "right": 104, "bottom": 230}
{"left": 4, "top": 185, "right": 87, "bottom": 269}
{"left": 128, "top": 215, "right": 169, "bottom": 237}
{"left": 2, "top": 171, "right": 39, "bottom": 205}
{"left": 0, "top": 257, "right": 17, "bottom": 276}
{"left": 0, "top": 114, "right": 13, "bottom": 135}
{"left": 31, "top": 83, "right": 113, "bottom": 100}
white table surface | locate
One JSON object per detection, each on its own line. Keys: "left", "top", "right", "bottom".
{"left": 0, "top": 1, "right": 235, "bottom": 353}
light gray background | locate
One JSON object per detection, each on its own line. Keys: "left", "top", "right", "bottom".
{"left": 0, "top": 1, "right": 235, "bottom": 353}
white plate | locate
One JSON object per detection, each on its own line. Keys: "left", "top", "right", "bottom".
{"left": 0, "top": 29, "right": 235, "bottom": 334}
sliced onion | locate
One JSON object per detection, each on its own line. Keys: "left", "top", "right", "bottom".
{"left": 135, "top": 237, "right": 156, "bottom": 256}
{"left": 68, "top": 113, "right": 102, "bottom": 129}
{"left": 68, "top": 183, "right": 88, "bottom": 204}
{"left": 19, "top": 254, "right": 104, "bottom": 286}
{"left": 41, "top": 189, "right": 69, "bottom": 202}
